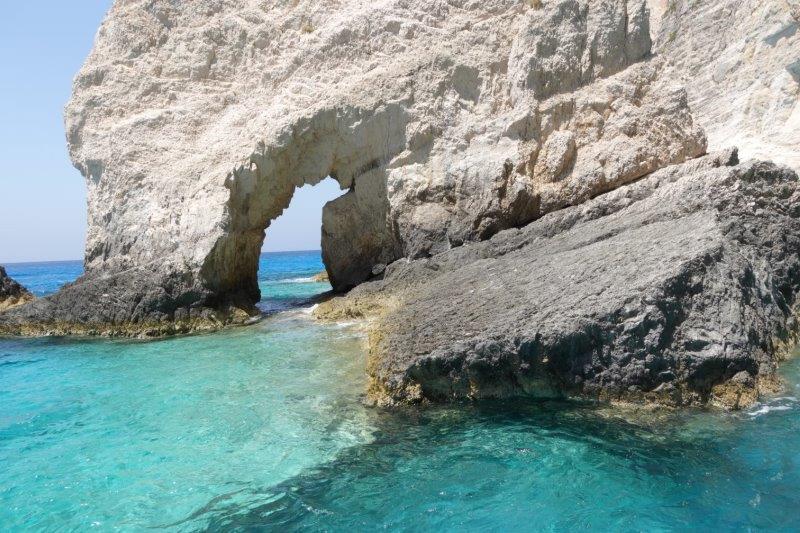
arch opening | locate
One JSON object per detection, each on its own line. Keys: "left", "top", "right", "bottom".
{"left": 255, "top": 177, "right": 343, "bottom": 314}
{"left": 200, "top": 104, "right": 408, "bottom": 315}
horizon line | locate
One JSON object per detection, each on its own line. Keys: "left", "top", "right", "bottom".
{"left": 1, "top": 248, "right": 324, "bottom": 266}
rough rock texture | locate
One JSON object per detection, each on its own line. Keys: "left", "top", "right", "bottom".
{"left": 317, "top": 151, "right": 800, "bottom": 409}
{"left": 0, "top": 267, "right": 34, "bottom": 313}
{"left": 1, "top": 0, "right": 798, "bottom": 412}
{"left": 652, "top": 0, "right": 800, "bottom": 171}
{"left": 0, "top": 267, "right": 245, "bottom": 337}
{"left": 0, "top": 0, "right": 709, "bottom": 335}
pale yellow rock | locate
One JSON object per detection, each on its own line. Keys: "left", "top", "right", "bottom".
{"left": 311, "top": 271, "right": 329, "bottom": 283}
{"left": 0, "top": 267, "right": 34, "bottom": 313}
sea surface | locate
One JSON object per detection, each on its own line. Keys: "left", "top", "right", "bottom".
{"left": 1, "top": 251, "right": 800, "bottom": 531}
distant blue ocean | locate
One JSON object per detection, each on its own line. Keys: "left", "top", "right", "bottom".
{"left": 4, "top": 250, "right": 329, "bottom": 305}
{"left": 4, "top": 260, "right": 84, "bottom": 297}
{"left": 1, "top": 251, "right": 800, "bottom": 530}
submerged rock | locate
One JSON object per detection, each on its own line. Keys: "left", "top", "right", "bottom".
{"left": 0, "top": 267, "right": 34, "bottom": 313}
{"left": 317, "top": 151, "right": 800, "bottom": 409}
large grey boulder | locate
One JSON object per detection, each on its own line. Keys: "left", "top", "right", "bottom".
{"left": 317, "top": 151, "right": 800, "bottom": 409}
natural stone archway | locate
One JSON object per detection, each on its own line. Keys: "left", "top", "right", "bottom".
{"left": 200, "top": 104, "right": 407, "bottom": 309}
{"left": 2, "top": 0, "right": 799, "bottom": 413}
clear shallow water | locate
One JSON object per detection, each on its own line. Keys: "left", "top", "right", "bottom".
{"left": 2, "top": 252, "right": 800, "bottom": 531}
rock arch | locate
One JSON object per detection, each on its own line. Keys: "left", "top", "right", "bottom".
{"left": 0, "top": 0, "right": 716, "bottom": 337}
{"left": 201, "top": 104, "right": 407, "bottom": 310}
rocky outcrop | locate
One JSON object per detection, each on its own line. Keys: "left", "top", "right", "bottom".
{"left": 317, "top": 151, "right": 800, "bottom": 409}
{"left": 3, "top": 1, "right": 800, "bottom": 411}
{"left": 0, "top": 267, "right": 245, "bottom": 337}
{"left": 311, "top": 271, "right": 330, "bottom": 283}
{"left": 0, "top": 267, "right": 34, "bottom": 313}
{"left": 1, "top": 0, "right": 709, "bottom": 335}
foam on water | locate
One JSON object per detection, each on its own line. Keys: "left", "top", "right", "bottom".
{"left": 746, "top": 397, "right": 800, "bottom": 418}
{"left": 2, "top": 251, "right": 800, "bottom": 531}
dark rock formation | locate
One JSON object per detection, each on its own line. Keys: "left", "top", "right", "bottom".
{"left": 0, "top": 266, "right": 247, "bottom": 337}
{"left": 317, "top": 151, "right": 800, "bottom": 409}
{"left": 0, "top": 267, "right": 34, "bottom": 313}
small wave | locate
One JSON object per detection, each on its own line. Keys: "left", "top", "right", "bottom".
{"left": 331, "top": 320, "right": 361, "bottom": 329}
{"left": 280, "top": 277, "right": 316, "bottom": 283}
{"left": 747, "top": 396, "right": 798, "bottom": 417}
{"left": 302, "top": 304, "right": 319, "bottom": 315}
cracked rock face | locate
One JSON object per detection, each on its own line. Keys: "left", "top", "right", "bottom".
{"left": 0, "top": 267, "right": 34, "bottom": 313}
{"left": 2, "top": 0, "right": 710, "bottom": 333}
{"left": 318, "top": 151, "right": 800, "bottom": 408}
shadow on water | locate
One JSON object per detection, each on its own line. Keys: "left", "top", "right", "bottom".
{"left": 5, "top": 254, "right": 800, "bottom": 531}
{"left": 164, "top": 393, "right": 800, "bottom": 531}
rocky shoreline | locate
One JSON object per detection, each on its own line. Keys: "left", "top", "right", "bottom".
{"left": 0, "top": 267, "right": 34, "bottom": 313}
{"left": 0, "top": 264, "right": 258, "bottom": 337}
{"left": 2, "top": 0, "right": 800, "bottom": 411}
{"left": 316, "top": 151, "right": 800, "bottom": 410}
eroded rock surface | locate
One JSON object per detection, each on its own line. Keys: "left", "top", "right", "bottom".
{"left": 2, "top": 0, "right": 798, "bottom": 412}
{"left": 317, "top": 151, "right": 800, "bottom": 409}
{"left": 0, "top": 267, "right": 34, "bottom": 313}
{"left": 652, "top": 0, "right": 800, "bottom": 170}
{"left": 2, "top": 0, "right": 710, "bottom": 334}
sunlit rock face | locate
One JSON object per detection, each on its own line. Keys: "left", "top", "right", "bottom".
{"left": 652, "top": 0, "right": 800, "bottom": 171}
{"left": 317, "top": 151, "right": 800, "bottom": 409}
{"left": 5, "top": 0, "right": 710, "bottom": 332}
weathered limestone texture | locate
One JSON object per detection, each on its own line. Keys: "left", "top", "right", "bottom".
{"left": 0, "top": 267, "right": 34, "bottom": 313}
{"left": 0, "top": 0, "right": 709, "bottom": 335}
{"left": 317, "top": 151, "right": 800, "bottom": 409}
{"left": 652, "top": 0, "right": 800, "bottom": 170}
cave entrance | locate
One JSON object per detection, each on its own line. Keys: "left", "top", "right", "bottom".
{"left": 256, "top": 177, "right": 343, "bottom": 313}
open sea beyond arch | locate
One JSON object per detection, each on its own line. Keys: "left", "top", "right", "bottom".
{"left": 1, "top": 251, "right": 799, "bottom": 531}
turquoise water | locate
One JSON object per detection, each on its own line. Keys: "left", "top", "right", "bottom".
{"left": 2, "top": 252, "right": 800, "bottom": 531}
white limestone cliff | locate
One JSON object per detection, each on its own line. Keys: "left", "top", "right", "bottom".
{"left": 54, "top": 0, "right": 702, "bottom": 320}
{"left": 2, "top": 0, "right": 796, "bottom": 338}
{"left": 652, "top": 0, "right": 800, "bottom": 170}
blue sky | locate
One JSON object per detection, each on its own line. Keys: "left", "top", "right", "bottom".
{"left": 0, "top": 2, "right": 340, "bottom": 264}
